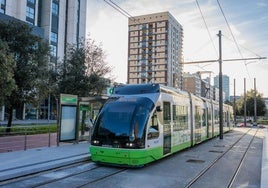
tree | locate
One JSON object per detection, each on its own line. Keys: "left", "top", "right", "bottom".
{"left": 58, "top": 37, "right": 113, "bottom": 135}
{"left": 0, "top": 21, "right": 50, "bottom": 130}
{"left": 0, "top": 40, "right": 16, "bottom": 105}
{"left": 59, "top": 37, "right": 112, "bottom": 97}
{"left": 235, "top": 89, "right": 266, "bottom": 117}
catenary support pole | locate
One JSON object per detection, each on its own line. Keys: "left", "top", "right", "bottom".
{"left": 234, "top": 79, "right": 236, "bottom": 126}
{"left": 254, "top": 78, "right": 257, "bottom": 125}
{"left": 218, "top": 30, "right": 223, "bottom": 139}
{"left": 244, "top": 78, "right": 247, "bottom": 127}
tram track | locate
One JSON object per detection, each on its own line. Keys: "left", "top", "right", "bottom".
{"left": 185, "top": 127, "right": 259, "bottom": 188}
{"left": 227, "top": 128, "right": 259, "bottom": 188}
{"left": 0, "top": 160, "right": 127, "bottom": 188}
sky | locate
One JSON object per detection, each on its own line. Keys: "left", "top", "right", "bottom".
{"left": 86, "top": 0, "right": 268, "bottom": 97}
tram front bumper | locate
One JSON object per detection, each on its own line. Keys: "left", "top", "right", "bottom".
{"left": 90, "top": 146, "right": 158, "bottom": 167}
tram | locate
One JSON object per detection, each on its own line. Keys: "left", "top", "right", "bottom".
{"left": 90, "top": 84, "right": 234, "bottom": 167}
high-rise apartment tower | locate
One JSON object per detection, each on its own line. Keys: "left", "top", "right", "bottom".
{"left": 127, "top": 12, "right": 183, "bottom": 88}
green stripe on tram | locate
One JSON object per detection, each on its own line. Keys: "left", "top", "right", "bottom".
{"left": 90, "top": 146, "right": 163, "bottom": 166}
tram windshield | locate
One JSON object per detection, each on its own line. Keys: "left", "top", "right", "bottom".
{"left": 92, "top": 97, "right": 154, "bottom": 146}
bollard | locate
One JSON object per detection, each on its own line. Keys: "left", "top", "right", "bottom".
{"left": 48, "top": 125, "right": 51, "bottom": 147}
{"left": 24, "top": 127, "right": 27, "bottom": 151}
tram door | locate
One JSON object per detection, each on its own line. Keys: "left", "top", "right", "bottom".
{"left": 163, "top": 102, "right": 171, "bottom": 155}
{"left": 194, "top": 106, "right": 202, "bottom": 144}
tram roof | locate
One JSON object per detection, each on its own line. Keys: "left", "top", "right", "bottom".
{"left": 113, "top": 84, "right": 188, "bottom": 96}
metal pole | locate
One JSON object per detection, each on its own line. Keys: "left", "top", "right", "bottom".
{"left": 218, "top": 30, "right": 223, "bottom": 139}
{"left": 24, "top": 127, "right": 27, "bottom": 151}
{"left": 254, "top": 78, "right": 257, "bottom": 125}
{"left": 48, "top": 93, "right": 51, "bottom": 122}
{"left": 56, "top": 97, "right": 59, "bottom": 147}
{"left": 244, "top": 78, "right": 247, "bottom": 126}
{"left": 233, "top": 79, "right": 236, "bottom": 126}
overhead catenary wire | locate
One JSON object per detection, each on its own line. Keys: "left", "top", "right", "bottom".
{"left": 195, "top": 0, "right": 218, "bottom": 58}
{"left": 103, "top": 0, "right": 140, "bottom": 23}
{"left": 108, "top": 0, "right": 133, "bottom": 19}
{"left": 216, "top": 0, "right": 252, "bottom": 83}
{"left": 223, "top": 35, "right": 262, "bottom": 58}
{"left": 103, "top": 0, "right": 129, "bottom": 19}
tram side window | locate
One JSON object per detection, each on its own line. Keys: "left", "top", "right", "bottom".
{"left": 214, "top": 110, "right": 219, "bottom": 124}
{"left": 147, "top": 111, "right": 159, "bottom": 139}
{"left": 202, "top": 109, "right": 206, "bottom": 127}
{"left": 163, "top": 102, "right": 171, "bottom": 124}
{"left": 208, "top": 108, "right": 212, "bottom": 126}
{"left": 195, "top": 106, "right": 201, "bottom": 128}
{"left": 173, "top": 105, "right": 188, "bottom": 131}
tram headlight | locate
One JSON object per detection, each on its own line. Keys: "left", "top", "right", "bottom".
{"left": 92, "top": 140, "right": 100, "bottom": 145}
{"left": 125, "top": 142, "right": 135, "bottom": 148}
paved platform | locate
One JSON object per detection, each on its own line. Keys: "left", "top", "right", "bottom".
{"left": 0, "top": 142, "right": 91, "bottom": 181}
{"left": 0, "top": 126, "right": 267, "bottom": 187}
{"left": 261, "top": 127, "right": 268, "bottom": 188}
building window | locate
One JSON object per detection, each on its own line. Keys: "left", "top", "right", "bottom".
{"left": 27, "top": 0, "right": 35, "bottom": 4}
{"left": 50, "top": 32, "right": 58, "bottom": 43}
{"left": 52, "top": 2, "right": 59, "bottom": 15}
{"left": 26, "top": 7, "right": 34, "bottom": 19}
{"left": 50, "top": 44, "right": 57, "bottom": 57}
{"left": 0, "top": 0, "right": 5, "bottom": 14}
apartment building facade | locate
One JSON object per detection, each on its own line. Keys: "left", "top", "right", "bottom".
{"left": 0, "top": 0, "right": 87, "bottom": 120}
{"left": 127, "top": 12, "right": 183, "bottom": 88}
{"left": 183, "top": 72, "right": 201, "bottom": 96}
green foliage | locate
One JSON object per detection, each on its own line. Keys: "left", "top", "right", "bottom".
{"left": 257, "top": 120, "right": 268, "bottom": 125}
{"left": 0, "top": 21, "right": 50, "bottom": 127}
{"left": 0, "top": 124, "right": 57, "bottom": 135}
{"left": 0, "top": 40, "right": 16, "bottom": 104}
{"left": 235, "top": 89, "right": 266, "bottom": 116}
{"left": 59, "top": 38, "right": 112, "bottom": 97}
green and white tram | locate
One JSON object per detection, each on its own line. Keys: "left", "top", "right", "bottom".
{"left": 90, "top": 84, "right": 234, "bottom": 167}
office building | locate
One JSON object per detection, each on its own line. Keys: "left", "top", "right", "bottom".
{"left": 127, "top": 12, "right": 183, "bottom": 88}
{"left": 0, "top": 0, "right": 87, "bottom": 66}
{"left": 214, "top": 74, "right": 230, "bottom": 101}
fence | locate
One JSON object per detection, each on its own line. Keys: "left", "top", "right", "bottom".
{"left": 0, "top": 125, "right": 92, "bottom": 153}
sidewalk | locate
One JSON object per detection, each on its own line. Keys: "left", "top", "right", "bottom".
{"left": 0, "top": 142, "right": 91, "bottom": 181}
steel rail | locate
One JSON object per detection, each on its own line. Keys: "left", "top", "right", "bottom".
{"left": 185, "top": 128, "right": 252, "bottom": 188}
{"left": 227, "top": 128, "right": 259, "bottom": 188}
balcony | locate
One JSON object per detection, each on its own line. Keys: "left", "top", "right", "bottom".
{"left": 141, "top": 72, "right": 147, "bottom": 78}
{"left": 142, "top": 42, "right": 146, "bottom": 47}
{"left": 141, "top": 60, "right": 146, "bottom": 66}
